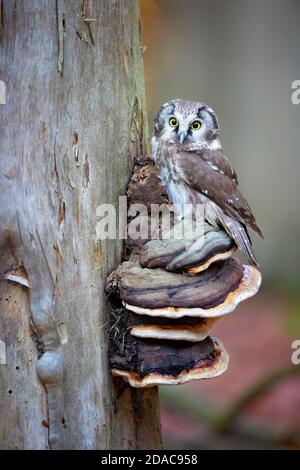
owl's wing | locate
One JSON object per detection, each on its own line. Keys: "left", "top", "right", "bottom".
{"left": 176, "top": 148, "right": 263, "bottom": 237}
{"left": 196, "top": 148, "right": 238, "bottom": 183}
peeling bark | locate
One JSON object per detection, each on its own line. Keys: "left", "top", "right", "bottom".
{"left": 0, "top": 0, "right": 161, "bottom": 450}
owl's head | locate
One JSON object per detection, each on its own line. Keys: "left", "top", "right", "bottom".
{"left": 153, "top": 99, "right": 220, "bottom": 147}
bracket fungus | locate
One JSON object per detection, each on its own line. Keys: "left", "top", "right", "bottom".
{"left": 4, "top": 265, "right": 30, "bottom": 288}
{"left": 107, "top": 156, "right": 261, "bottom": 388}
{"left": 140, "top": 224, "right": 237, "bottom": 274}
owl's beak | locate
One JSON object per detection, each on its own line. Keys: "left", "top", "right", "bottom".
{"left": 178, "top": 131, "right": 188, "bottom": 144}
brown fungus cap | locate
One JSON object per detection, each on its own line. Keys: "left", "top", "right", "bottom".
{"left": 4, "top": 266, "right": 30, "bottom": 288}
{"left": 117, "top": 258, "right": 261, "bottom": 318}
{"left": 140, "top": 226, "right": 236, "bottom": 274}
{"left": 130, "top": 317, "right": 220, "bottom": 342}
{"left": 112, "top": 309, "right": 218, "bottom": 342}
{"left": 111, "top": 336, "right": 228, "bottom": 388}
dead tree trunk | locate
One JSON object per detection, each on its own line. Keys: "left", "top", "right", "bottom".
{"left": 0, "top": 0, "right": 162, "bottom": 450}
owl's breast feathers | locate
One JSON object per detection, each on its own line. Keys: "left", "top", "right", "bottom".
{"left": 175, "top": 147, "right": 263, "bottom": 238}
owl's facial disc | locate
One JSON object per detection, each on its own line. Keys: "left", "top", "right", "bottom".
{"left": 154, "top": 100, "right": 220, "bottom": 146}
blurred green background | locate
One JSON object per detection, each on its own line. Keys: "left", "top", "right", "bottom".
{"left": 141, "top": 0, "right": 300, "bottom": 449}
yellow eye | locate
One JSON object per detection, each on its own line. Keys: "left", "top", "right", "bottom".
{"left": 169, "top": 117, "right": 178, "bottom": 128}
{"left": 190, "top": 120, "right": 201, "bottom": 130}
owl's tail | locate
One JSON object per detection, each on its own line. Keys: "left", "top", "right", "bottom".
{"left": 204, "top": 202, "right": 259, "bottom": 266}
{"left": 225, "top": 219, "right": 258, "bottom": 266}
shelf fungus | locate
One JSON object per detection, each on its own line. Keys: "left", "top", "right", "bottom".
{"left": 111, "top": 335, "right": 228, "bottom": 388}
{"left": 4, "top": 265, "right": 30, "bottom": 288}
{"left": 107, "top": 156, "right": 261, "bottom": 388}
{"left": 139, "top": 223, "right": 237, "bottom": 274}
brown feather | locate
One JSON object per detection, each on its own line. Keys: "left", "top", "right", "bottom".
{"left": 176, "top": 148, "right": 263, "bottom": 238}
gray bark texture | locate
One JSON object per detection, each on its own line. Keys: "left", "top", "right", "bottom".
{"left": 0, "top": 0, "right": 162, "bottom": 450}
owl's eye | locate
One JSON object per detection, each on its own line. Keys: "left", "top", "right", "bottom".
{"left": 169, "top": 117, "right": 178, "bottom": 128}
{"left": 190, "top": 120, "right": 201, "bottom": 130}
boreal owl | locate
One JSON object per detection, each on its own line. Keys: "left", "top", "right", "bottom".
{"left": 151, "top": 99, "right": 263, "bottom": 265}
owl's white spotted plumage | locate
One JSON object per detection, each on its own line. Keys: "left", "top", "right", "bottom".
{"left": 152, "top": 99, "right": 263, "bottom": 266}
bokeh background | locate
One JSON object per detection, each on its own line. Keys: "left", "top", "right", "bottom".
{"left": 141, "top": 0, "right": 300, "bottom": 449}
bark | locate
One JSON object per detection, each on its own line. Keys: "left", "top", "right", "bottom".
{"left": 0, "top": 0, "right": 161, "bottom": 450}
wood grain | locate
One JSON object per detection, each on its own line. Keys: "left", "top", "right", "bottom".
{"left": 0, "top": 0, "right": 161, "bottom": 450}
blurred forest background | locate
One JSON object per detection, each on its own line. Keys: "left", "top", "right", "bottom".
{"left": 141, "top": 0, "right": 300, "bottom": 449}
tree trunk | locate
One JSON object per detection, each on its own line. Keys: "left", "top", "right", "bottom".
{"left": 0, "top": 0, "right": 162, "bottom": 450}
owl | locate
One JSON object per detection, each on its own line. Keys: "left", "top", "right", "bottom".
{"left": 151, "top": 99, "right": 263, "bottom": 265}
